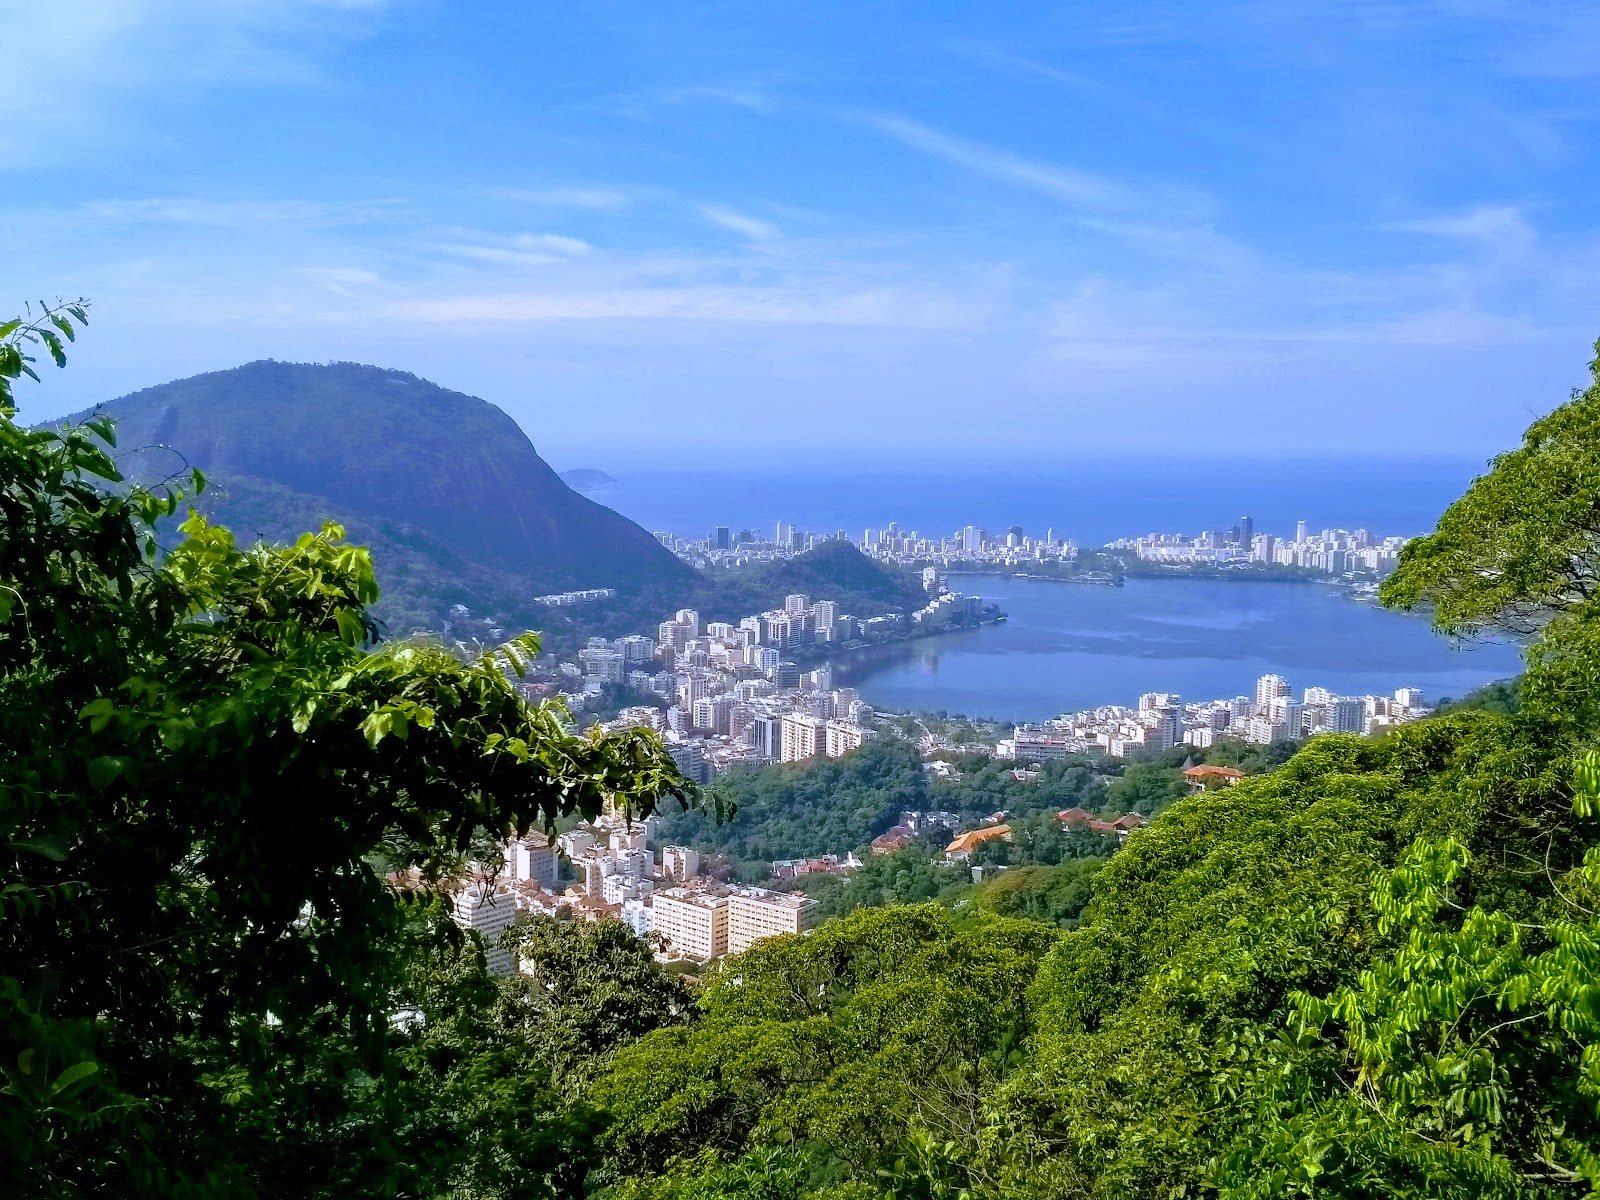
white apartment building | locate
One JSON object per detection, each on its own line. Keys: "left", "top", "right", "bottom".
{"left": 451, "top": 881, "right": 517, "bottom": 976}
{"left": 621, "top": 897, "right": 652, "bottom": 939}
{"left": 652, "top": 888, "right": 730, "bottom": 961}
{"left": 1256, "top": 674, "right": 1290, "bottom": 712}
{"left": 728, "top": 888, "right": 820, "bottom": 955}
{"left": 781, "top": 713, "right": 824, "bottom": 763}
{"left": 503, "top": 833, "right": 557, "bottom": 889}
{"left": 824, "top": 720, "right": 865, "bottom": 757}
{"left": 661, "top": 845, "right": 701, "bottom": 882}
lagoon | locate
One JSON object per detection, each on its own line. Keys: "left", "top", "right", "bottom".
{"left": 832, "top": 575, "right": 1522, "bottom": 723}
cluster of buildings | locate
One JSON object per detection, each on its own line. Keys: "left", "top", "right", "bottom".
{"left": 654, "top": 521, "right": 1079, "bottom": 573}
{"left": 438, "top": 804, "right": 822, "bottom": 974}
{"left": 999, "top": 675, "right": 1432, "bottom": 761}
{"left": 531, "top": 587, "right": 616, "bottom": 606}
{"left": 553, "top": 597, "right": 943, "bottom": 778}
{"left": 1108, "top": 517, "right": 1409, "bottom": 577}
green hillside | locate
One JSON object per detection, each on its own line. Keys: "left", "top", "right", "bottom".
{"left": 59, "top": 359, "right": 690, "bottom": 635}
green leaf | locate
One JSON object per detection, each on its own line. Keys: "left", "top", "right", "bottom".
{"left": 39, "top": 329, "right": 65, "bottom": 368}
{"left": 12, "top": 835, "right": 68, "bottom": 862}
{"left": 87, "top": 756, "right": 128, "bottom": 791}
{"left": 49, "top": 1060, "right": 99, "bottom": 1095}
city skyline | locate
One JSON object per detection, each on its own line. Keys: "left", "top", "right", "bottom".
{"left": 7, "top": 3, "right": 1600, "bottom": 460}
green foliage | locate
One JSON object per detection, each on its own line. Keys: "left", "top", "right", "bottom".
{"left": 662, "top": 741, "right": 932, "bottom": 862}
{"left": 502, "top": 915, "right": 695, "bottom": 1085}
{"left": 1383, "top": 339, "right": 1600, "bottom": 641}
{"left": 957, "top": 859, "right": 1106, "bottom": 928}
{"left": 795, "top": 849, "right": 971, "bottom": 920}
{"left": 1436, "top": 676, "right": 1522, "bottom": 716}
{"left": 983, "top": 716, "right": 1574, "bottom": 1197}
{"left": 1102, "top": 758, "right": 1189, "bottom": 815}
{"left": 1215, "top": 813, "right": 1600, "bottom": 1196}
{"left": 0, "top": 312, "right": 692, "bottom": 1195}
{"left": 591, "top": 905, "right": 1059, "bottom": 1191}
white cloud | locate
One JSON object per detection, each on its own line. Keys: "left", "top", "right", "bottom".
{"left": 1383, "top": 205, "right": 1538, "bottom": 253}
{"left": 429, "top": 232, "right": 595, "bottom": 267}
{"left": 378, "top": 286, "right": 974, "bottom": 330}
{"left": 495, "top": 187, "right": 637, "bottom": 211}
{"left": 77, "top": 197, "right": 407, "bottom": 228}
{"left": 857, "top": 112, "right": 1140, "bottom": 214}
{"left": 300, "top": 267, "right": 383, "bottom": 296}
{"left": 699, "top": 205, "right": 781, "bottom": 242}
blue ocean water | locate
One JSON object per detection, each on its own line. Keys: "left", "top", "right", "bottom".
{"left": 583, "top": 456, "right": 1489, "bottom": 546}
{"left": 830, "top": 575, "right": 1523, "bottom": 723}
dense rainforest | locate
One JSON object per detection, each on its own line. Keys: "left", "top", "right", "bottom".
{"left": 8, "top": 304, "right": 1600, "bottom": 1198}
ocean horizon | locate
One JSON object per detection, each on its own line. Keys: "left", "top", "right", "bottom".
{"left": 576, "top": 455, "right": 1491, "bottom": 549}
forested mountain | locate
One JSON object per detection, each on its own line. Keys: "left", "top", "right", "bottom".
{"left": 56, "top": 360, "right": 690, "bottom": 634}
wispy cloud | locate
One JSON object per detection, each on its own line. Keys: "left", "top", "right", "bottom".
{"left": 699, "top": 205, "right": 781, "bottom": 242}
{"left": 856, "top": 112, "right": 1141, "bottom": 214}
{"left": 299, "top": 266, "right": 383, "bottom": 296}
{"left": 378, "top": 286, "right": 973, "bottom": 329}
{"left": 493, "top": 186, "right": 638, "bottom": 212}
{"left": 77, "top": 196, "right": 407, "bottom": 228}
{"left": 429, "top": 231, "right": 595, "bottom": 267}
{"left": 1383, "top": 205, "right": 1537, "bottom": 253}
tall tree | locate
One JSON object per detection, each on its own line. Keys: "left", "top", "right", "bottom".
{"left": 1382, "top": 339, "right": 1600, "bottom": 640}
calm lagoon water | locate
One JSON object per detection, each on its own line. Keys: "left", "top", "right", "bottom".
{"left": 831, "top": 575, "right": 1523, "bottom": 723}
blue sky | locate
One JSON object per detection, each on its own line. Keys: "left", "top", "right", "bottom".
{"left": 5, "top": 1, "right": 1599, "bottom": 465}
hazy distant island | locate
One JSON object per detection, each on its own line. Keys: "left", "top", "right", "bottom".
{"left": 559, "top": 468, "right": 619, "bottom": 492}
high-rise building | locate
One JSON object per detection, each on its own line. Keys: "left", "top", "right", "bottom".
{"left": 784, "top": 593, "right": 809, "bottom": 616}
{"left": 652, "top": 888, "right": 729, "bottom": 960}
{"left": 661, "top": 846, "right": 700, "bottom": 882}
{"left": 1330, "top": 697, "right": 1365, "bottom": 733}
{"left": 780, "top": 713, "right": 824, "bottom": 762}
{"left": 618, "top": 634, "right": 655, "bottom": 662}
{"left": 714, "top": 526, "right": 730, "bottom": 549}
{"left": 1394, "top": 687, "right": 1425, "bottom": 711}
{"left": 666, "top": 740, "right": 708, "bottom": 785}
{"left": 451, "top": 882, "right": 517, "bottom": 976}
{"left": 1148, "top": 705, "right": 1182, "bottom": 751}
{"left": 727, "top": 888, "right": 819, "bottom": 955}
{"left": 1255, "top": 674, "right": 1291, "bottom": 713}
{"left": 824, "top": 720, "right": 865, "bottom": 757}
{"left": 1295, "top": 520, "right": 1309, "bottom": 543}
{"left": 503, "top": 833, "right": 557, "bottom": 889}
{"left": 749, "top": 715, "right": 783, "bottom": 760}
{"left": 1239, "top": 516, "right": 1254, "bottom": 548}
{"left": 1271, "top": 699, "right": 1305, "bottom": 740}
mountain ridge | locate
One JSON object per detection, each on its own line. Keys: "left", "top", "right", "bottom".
{"left": 59, "top": 359, "right": 690, "bottom": 633}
